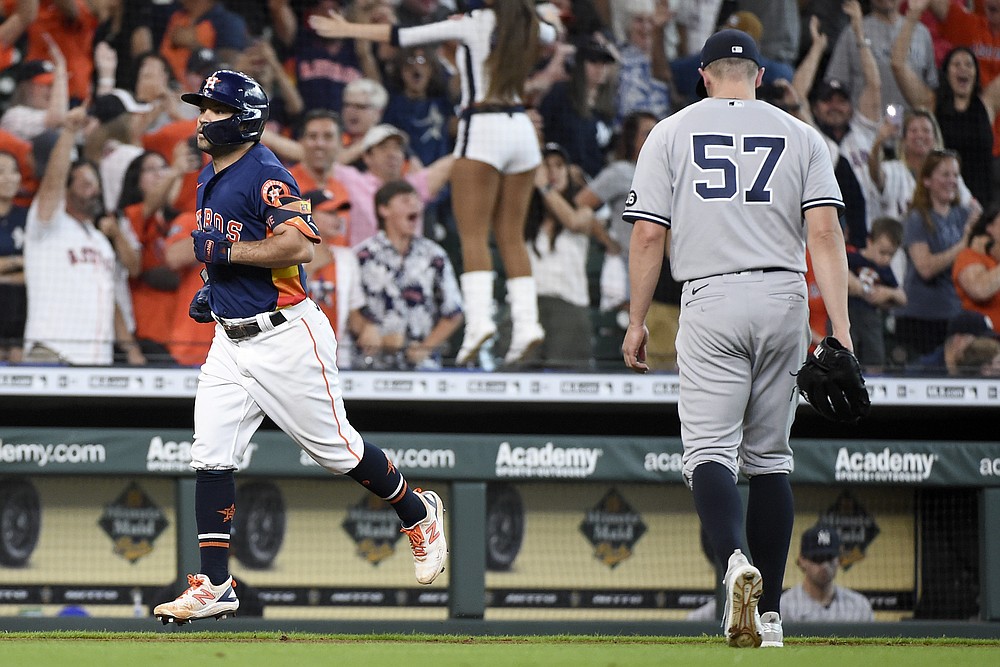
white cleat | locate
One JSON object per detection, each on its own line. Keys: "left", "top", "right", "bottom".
{"left": 760, "top": 611, "right": 784, "bottom": 647}
{"left": 721, "top": 549, "right": 763, "bottom": 648}
{"left": 153, "top": 574, "right": 239, "bottom": 625}
{"left": 401, "top": 489, "right": 448, "bottom": 584}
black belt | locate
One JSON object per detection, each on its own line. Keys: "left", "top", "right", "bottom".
{"left": 222, "top": 312, "right": 287, "bottom": 340}
{"left": 460, "top": 104, "right": 525, "bottom": 119}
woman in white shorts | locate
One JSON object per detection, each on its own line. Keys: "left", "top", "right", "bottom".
{"left": 310, "top": 1, "right": 557, "bottom": 366}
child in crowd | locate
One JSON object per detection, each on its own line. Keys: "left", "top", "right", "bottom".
{"left": 848, "top": 216, "right": 908, "bottom": 370}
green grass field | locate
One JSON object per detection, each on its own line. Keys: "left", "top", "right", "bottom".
{"left": 1, "top": 633, "right": 998, "bottom": 667}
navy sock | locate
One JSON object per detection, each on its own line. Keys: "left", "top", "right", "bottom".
{"left": 346, "top": 441, "right": 426, "bottom": 527}
{"left": 746, "top": 473, "right": 794, "bottom": 615}
{"left": 195, "top": 469, "right": 235, "bottom": 586}
{"left": 691, "top": 462, "right": 745, "bottom": 566}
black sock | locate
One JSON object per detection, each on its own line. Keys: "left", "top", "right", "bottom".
{"left": 691, "top": 462, "right": 745, "bottom": 566}
{"left": 195, "top": 469, "right": 235, "bottom": 586}
{"left": 746, "top": 473, "right": 794, "bottom": 615}
{"left": 346, "top": 441, "right": 426, "bottom": 527}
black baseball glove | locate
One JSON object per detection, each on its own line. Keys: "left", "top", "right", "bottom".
{"left": 795, "top": 337, "right": 871, "bottom": 423}
{"left": 189, "top": 283, "right": 213, "bottom": 323}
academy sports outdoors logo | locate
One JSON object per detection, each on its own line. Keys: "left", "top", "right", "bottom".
{"left": 834, "top": 446, "right": 936, "bottom": 483}
{"left": 495, "top": 441, "right": 603, "bottom": 478}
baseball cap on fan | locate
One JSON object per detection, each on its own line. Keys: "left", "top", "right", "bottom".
{"left": 304, "top": 187, "right": 351, "bottom": 213}
{"left": 90, "top": 88, "right": 154, "bottom": 123}
{"left": 361, "top": 124, "right": 409, "bottom": 152}
{"left": 696, "top": 29, "right": 762, "bottom": 98}
{"left": 812, "top": 78, "right": 851, "bottom": 103}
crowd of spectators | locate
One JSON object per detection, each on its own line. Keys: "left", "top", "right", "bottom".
{"left": 1, "top": 0, "right": 1000, "bottom": 377}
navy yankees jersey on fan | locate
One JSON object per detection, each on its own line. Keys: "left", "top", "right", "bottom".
{"left": 197, "top": 143, "right": 320, "bottom": 318}
{"left": 623, "top": 98, "right": 844, "bottom": 282}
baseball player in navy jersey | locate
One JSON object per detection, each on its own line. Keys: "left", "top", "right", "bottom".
{"left": 622, "top": 30, "right": 853, "bottom": 648}
{"left": 153, "top": 70, "right": 447, "bottom": 625}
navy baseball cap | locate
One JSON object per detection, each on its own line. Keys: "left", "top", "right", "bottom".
{"left": 947, "top": 309, "right": 996, "bottom": 338}
{"left": 697, "top": 29, "right": 762, "bottom": 98}
{"left": 813, "top": 78, "right": 851, "bottom": 103}
{"left": 700, "top": 29, "right": 762, "bottom": 69}
{"left": 800, "top": 524, "right": 841, "bottom": 561}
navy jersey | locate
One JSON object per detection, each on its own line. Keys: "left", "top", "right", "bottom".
{"left": 197, "top": 143, "right": 320, "bottom": 318}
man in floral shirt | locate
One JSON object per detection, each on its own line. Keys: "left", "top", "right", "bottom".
{"left": 355, "top": 180, "right": 463, "bottom": 369}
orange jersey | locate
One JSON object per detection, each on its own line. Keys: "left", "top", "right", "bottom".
{"left": 126, "top": 203, "right": 180, "bottom": 344}
{"left": 953, "top": 247, "right": 1000, "bottom": 331}
{"left": 165, "top": 211, "right": 214, "bottom": 366}
{"left": 26, "top": 0, "right": 98, "bottom": 101}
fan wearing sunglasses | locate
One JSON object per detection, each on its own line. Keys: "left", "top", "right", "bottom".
{"left": 780, "top": 524, "right": 874, "bottom": 622}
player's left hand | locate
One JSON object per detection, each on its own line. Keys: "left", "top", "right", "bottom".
{"left": 795, "top": 336, "right": 871, "bottom": 423}
{"left": 192, "top": 226, "right": 231, "bottom": 264}
{"left": 188, "top": 283, "right": 213, "bottom": 323}
{"left": 622, "top": 322, "right": 650, "bottom": 374}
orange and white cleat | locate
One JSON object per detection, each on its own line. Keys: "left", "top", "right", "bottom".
{"left": 153, "top": 573, "right": 239, "bottom": 625}
{"left": 401, "top": 489, "right": 448, "bottom": 584}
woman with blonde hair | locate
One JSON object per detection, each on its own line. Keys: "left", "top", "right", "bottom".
{"left": 310, "top": 0, "right": 558, "bottom": 366}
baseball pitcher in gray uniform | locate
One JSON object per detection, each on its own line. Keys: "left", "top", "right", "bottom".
{"left": 622, "top": 29, "right": 853, "bottom": 648}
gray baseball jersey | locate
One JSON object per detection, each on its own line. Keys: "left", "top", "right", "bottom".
{"left": 780, "top": 583, "right": 875, "bottom": 622}
{"left": 623, "top": 98, "right": 843, "bottom": 282}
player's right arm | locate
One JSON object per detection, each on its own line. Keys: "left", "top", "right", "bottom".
{"left": 623, "top": 220, "right": 666, "bottom": 373}
{"left": 226, "top": 218, "right": 315, "bottom": 268}
{"left": 34, "top": 106, "right": 87, "bottom": 224}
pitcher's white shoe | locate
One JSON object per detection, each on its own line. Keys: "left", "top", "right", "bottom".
{"left": 153, "top": 574, "right": 238, "bottom": 625}
{"left": 401, "top": 489, "right": 448, "bottom": 584}
{"left": 760, "top": 611, "right": 783, "bottom": 647}
{"left": 721, "top": 549, "right": 763, "bottom": 648}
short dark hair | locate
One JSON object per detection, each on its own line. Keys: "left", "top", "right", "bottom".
{"left": 868, "top": 216, "right": 903, "bottom": 247}
{"left": 374, "top": 179, "right": 417, "bottom": 229}
{"left": 297, "top": 108, "right": 342, "bottom": 139}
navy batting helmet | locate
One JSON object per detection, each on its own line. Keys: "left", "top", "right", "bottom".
{"left": 181, "top": 70, "right": 269, "bottom": 145}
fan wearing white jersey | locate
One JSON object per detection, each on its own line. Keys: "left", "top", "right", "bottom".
{"left": 22, "top": 106, "right": 139, "bottom": 365}
{"left": 622, "top": 30, "right": 852, "bottom": 649}
{"left": 310, "top": 1, "right": 558, "bottom": 367}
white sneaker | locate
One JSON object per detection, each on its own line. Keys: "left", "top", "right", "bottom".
{"left": 760, "top": 611, "right": 784, "bottom": 647}
{"left": 503, "top": 321, "right": 545, "bottom": 366}
{"left": 153, "top": 574, "right": 238, "bottom": 625}
{"left": 721, "top": 549, "right": 763, "bottom": 648}
{"left": 401, "top": 489, "right": 448, "bottom": 584}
